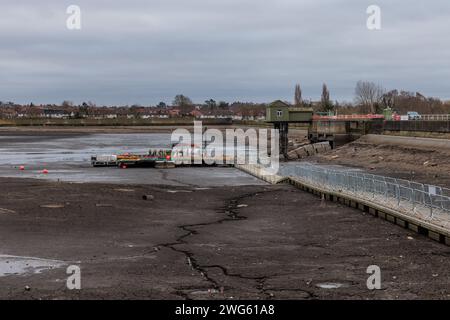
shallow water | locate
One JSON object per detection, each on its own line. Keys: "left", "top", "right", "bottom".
{"left": 0, "top": 255, "right": 65, "bottom": 277}
{"left": 0, "top": 133, "right": 265, "bottom": 186}
{"left": 0, "top": 133, "right": 171, "bottom": 166}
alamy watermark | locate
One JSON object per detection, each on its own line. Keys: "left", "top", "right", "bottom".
{"left": 171, "top": 121, "right": 280, "bottom": 175}
{"left": 65, "top": 5, "right": 380, "bottom": 32}
{"left": 66, "top": 5, "right": 81, "bottom": 30}
{"left": 66, "top": 265, "right": 81, "bottom": 290}
{"left": 366, "top": 265, "right": 381, "bottom": 290}
{"left": 367, "top": 5, "right": 381, "bottom": 30}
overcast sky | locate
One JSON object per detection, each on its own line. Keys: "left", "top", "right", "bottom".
{"left": 1, "top": 0, "right": 449, "bottom": 105}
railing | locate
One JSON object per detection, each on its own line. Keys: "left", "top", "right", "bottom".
{"left": 417, "top": 114, "right": 450, "bottom": 121}
{"left": 312, "top": 114, "right": 450, "bottom": 121}
{"left": 283, "top": 164, "right": 450, "bottom": 225}
{"left": 312, "top": 114, "right": 385, "bottom": 121}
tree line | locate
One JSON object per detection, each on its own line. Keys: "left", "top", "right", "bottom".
{"left": 2, "top": 84, "right": 449, "bottom": 118}
{"left": 292, "top": 81, "right": 450, "bottom": 115}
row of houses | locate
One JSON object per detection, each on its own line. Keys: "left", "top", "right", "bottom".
{"left": 0, "top": 104, "right": 266, "bottom": 121}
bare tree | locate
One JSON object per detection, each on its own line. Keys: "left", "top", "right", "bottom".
{"left": 382, "top": 90, "right": 397, "bottom": 109}
{"left": 205, "top": 99, "right": 216, "bottom": 110}
{"left": 173, "top": 94, "right": 194, "bottom": 115}
{"left": 62, "top": 100, "right": 73, "bottom": 108}
{"left": 294, "top": 84, "right": 302, "bottom": 107}
{"left": 173, "top": 94, "right": 193, "bottom": 107}
{"left": 157, "top": 102, "right": 167, "bottom": 108}
{"left": 354, "top": 81, "right": 384, "bottom": 114}
{"left": 217, "top": 101, "right": 229, "bottom": 109}
{"left": 321, "top": 83, "right": 333, "bottom": 112}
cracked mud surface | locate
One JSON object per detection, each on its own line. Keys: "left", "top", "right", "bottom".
{"left": 0, "top": 177, "right": 449, "bottom": 299}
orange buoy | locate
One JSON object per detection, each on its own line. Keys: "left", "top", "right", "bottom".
{"left": 42, "top": 169, "right": 49, "bottom": 174}
{"left": 19, "top": 166, "right": 25, "bottom": 171}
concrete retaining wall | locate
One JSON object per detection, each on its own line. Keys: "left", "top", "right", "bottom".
{"left": 287, "top": 142, "right": 331, "bottom": 160}
{"left": 234, "top": 164, "right": 288, "bottom": 184}
{"left": 384, "top": 120, "right": 450, "bottom": 133}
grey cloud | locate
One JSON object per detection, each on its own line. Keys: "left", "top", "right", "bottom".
{"left": 1, "top": 0, "right": 449, "bottom": 105}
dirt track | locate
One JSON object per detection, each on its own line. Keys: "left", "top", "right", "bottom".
{"left": 1, "top": 178, "right": 449, "bottom": 300}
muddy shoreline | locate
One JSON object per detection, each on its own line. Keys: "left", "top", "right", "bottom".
{"left": 0, "top": 125, "right": 307, "bottom": 139}
{"left": 0, "top": 177, "right": 449, "bottom": 299}
{"left": 0, "top": 128, "right": 449, "bottom": 300}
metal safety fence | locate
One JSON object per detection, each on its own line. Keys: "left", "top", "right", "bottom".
{"left": 283, "top": 164, "right": 450, "bottom": 223}
{"left": 417, "top": 114, "right": 450, "bottom": 121}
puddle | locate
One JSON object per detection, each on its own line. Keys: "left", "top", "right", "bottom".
{"left": 316, "top": 282, "right": 348, "bottom": 289}
{"left": 40, "top": 204, "right": 65, "bottom": 209}
{"left": 95, "top": 203, "right": 113, "bottom": 207}
{"left": 166, "top": 190, "right": 193, "bottom": 193}
{"left": 0, "top": 255, "right": 66, "bottom": 277}
{"left": 114, "top": 188, "right": 135, "bottom": 192}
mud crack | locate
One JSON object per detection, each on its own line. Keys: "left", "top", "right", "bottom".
{"left": 157, "top": 189, "right": 272, "bottom": 299}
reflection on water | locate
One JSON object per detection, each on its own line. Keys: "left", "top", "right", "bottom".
{"left": 0, "top": 133, "right": 172, "bottom": 166}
